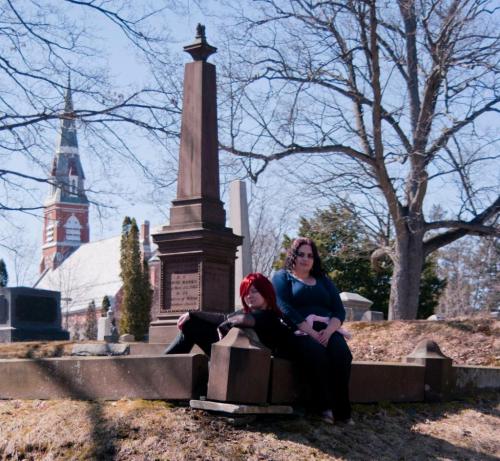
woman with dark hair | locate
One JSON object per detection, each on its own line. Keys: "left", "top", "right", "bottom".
{"left": 165, "top": 272, "right": 293, "bottom": 358}
{"left": 272, "top": 237, "right": 353, "bottom": 424}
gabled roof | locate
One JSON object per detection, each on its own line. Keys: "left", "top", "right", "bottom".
{"left": 35, "top": 235, "right": 122, "bottom": 314}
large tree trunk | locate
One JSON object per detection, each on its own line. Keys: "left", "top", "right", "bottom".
{"left": 388, "top": 230, "right": 425, "bottom": 320}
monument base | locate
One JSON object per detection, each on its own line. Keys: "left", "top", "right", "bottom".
{"left": 0, "top": 327, "right": 70, "bottom": 343}
{"left": 148, "top": 318, "right": 182, "bottom": 344}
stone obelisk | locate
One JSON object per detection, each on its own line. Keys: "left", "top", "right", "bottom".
{"left": 150, "top": 25, "right": 242, "bottom": 343}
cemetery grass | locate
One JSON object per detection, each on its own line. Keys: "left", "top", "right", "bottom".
{"left": 0, "top": 393, "right": 498, "bottom": 460}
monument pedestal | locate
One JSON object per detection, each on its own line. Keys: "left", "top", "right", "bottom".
{"left": 150, "top": 227, "right": 241, "bottom": 343}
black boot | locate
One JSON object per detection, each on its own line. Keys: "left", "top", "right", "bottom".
{"left": 164, "top": 332, "right": 194, "bottom": 354}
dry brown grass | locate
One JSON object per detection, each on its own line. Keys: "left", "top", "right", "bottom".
{"left": 346, "top": 318, "right": 499, "bottom": 367}
{"left": 0, "top": 395, "right": 498, "bottom": 460}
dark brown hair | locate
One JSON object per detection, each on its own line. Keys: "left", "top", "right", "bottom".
{"left": 284, "top": 237, "right": 324, "bottom": 277}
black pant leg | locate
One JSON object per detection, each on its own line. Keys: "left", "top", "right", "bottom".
{"left": 326, "top": 332, "right": 353, "bottom": 420}
{"left": 180, "top": 315, "right": 220, "bottom": 356}
{"left": 164, "top": 332, "right": 194, "bottom": 354}
{"left": 291, "top": 335, "right": 332, "bottom": 411}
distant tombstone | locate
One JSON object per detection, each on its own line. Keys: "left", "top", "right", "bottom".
{"left": 0, "top": 287, "right": 69, "bottom": 342}
{"left": 361, "top": 310, "right": 384, "bottom": 322}
{"left": 229, "top": 180, "right": 252, "bottom": 309}
{"left": 120, "top": 333, "right": 135, "bottom": 343}
{"left": 97, "top": 310, "right": 113, "bottom": 341}
{"left": 427, "top": 314, "right": 445, "bottom": 321}
{"left": 341, "top": 292, "right": 373, "bottom": 321}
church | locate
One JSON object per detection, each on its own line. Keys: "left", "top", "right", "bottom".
{"left": 34, "top": 83, "right": 159, "bottom": 337}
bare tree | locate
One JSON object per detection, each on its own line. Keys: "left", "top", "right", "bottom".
{"left": 217, "top": 0, "right": 500, "bottom": 319}
{"left": 437, "top": 236, "right": 499, "bottom": 316}
{"left": 0, "top": 0, "right": 183, "bottom": 216}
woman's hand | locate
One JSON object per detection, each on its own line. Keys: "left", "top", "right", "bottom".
{"left": 176, "top": 312, "right": 190, "bottom": 330}
{"left": 297, "top": 320, "right": 323, "bottom": 345}
{"left": 317, "top": 317, "right": 342, "bottom": 346}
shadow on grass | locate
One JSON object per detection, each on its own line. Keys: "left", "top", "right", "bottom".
{"left": 26, "top": 348, "right": 118, "bottom": 460}
{"left": 212, "top": 394, "right": 499, "bottom": 461}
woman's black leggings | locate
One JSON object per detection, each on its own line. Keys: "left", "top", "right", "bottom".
{"left": 292, "top": 332, "right": 352, "bottom": 420}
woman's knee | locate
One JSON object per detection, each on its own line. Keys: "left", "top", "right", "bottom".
{"left": 327, "top": 333, "right": 353, "bottom": 364}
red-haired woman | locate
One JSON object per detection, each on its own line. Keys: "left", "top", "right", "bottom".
{"left": 272, "top": 237, "right": 353, "bottom": 424}
{"left": 164, "top": 272, "right": 293, "bottom": 358}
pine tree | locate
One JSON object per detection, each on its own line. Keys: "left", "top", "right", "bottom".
{"left": 0, "top": 259, "right": 8, "bottom": 287}
{"left": 84, "top": 300, "right": 97, "bottom": 340}
{"left": 101, "top": 295, "right": 111, "bottom": 317}
{"left": 119, "top": 217, "right": 150, "bottom": 340}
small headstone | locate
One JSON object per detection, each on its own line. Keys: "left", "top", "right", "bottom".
{"left": 119, "top": 333, "right": 135, "bottom": 343}
{"left": 97, "top": 315, "right": 111, "bottom": 341}
{"left": 427, "top": 314, "right": 445, "bottom": 321}
{"left": 71, "top": 343, "right": 129, "bottom": 356}
{"left": 361, "top": 311, "right": 384, "bottom": 322}
{"left": 207, "top": 327, "right": 271, "bottom": 404}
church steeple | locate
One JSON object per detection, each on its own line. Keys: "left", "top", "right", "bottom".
{"left": 46, "top": 76, "right": 87, "bottom": 206}
{"left": 41, "top": 77, "right": 90, "bottom": 273}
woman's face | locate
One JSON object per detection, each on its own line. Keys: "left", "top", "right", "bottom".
{"left": 244, "top": 284, "right": 268, "bottom": 311}
{"left": 294, "top": 243, "right": 314, "bottom": 274}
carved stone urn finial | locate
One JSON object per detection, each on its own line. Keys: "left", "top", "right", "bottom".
{"left": 184, "top": 23, "right": 217, "bottom": 62}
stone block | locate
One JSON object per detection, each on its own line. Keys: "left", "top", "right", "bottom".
{"left": 350, "top": 361, "right": 425, "bottom": 402}
{"left": 119, "top": 333, "right": 135, "bottom": 343}
{"left": 207, "top": 327, "right": 271, "bottom": 404}
{"left": 71, "top": 343, "right": 129, "bottom": 356}
{"left": 190, "top": 399, "right": 292, "bottom": 414}
{"left": 268, "top": 357, "right": 302, "bottom": 404}
{"left": 405, "top": 339, "right": 454, "bottom": 402}
{"left": 0, "top": 353, "right": 208, "bottom": 400}
{"left": 453, "top": 365, "right": 500, "bottom": 395}
{"left": 361, "top": 311, "right": 384, "bottom": 322}
{"left": 0, "top": 287, "right": 69, "bottom": 342}
{"left": 97, "top": 316, "right": 111, "bottom": 341}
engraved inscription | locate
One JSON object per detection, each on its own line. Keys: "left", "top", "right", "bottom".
{"left": 163, "top": 260, "right": 200, "bottom": 312}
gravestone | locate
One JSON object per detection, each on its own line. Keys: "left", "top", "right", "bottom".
{"left": 341, "top": 292, "right": 373, "bottom": 321}
{"left": 0, "top": 287, "right": 69, "bottom": 342}
{"left": 229, "top": 180, "right": 252, "bottom": 309}
{"left": 150, "top": 25, "right": 242, "bottom": 342}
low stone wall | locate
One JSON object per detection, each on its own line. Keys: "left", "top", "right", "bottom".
{"left": 0, "top": 353, "right": 208, "bottom": 400}
{"left": 454, "top": 365, "right": 500, "bottom": 394}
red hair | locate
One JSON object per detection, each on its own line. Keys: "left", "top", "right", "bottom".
{"left": 239, "top": 272, "right": 280, "bottom": 315}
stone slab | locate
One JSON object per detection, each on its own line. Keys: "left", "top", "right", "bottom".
{"left": 71, "top": 343, "right": 129, "bottom": 356}
{"left": 454, "top": 365, "right": 500, "bottom": 394}
{"left": 0, "top": 353, "right": 208, "bottom": 400}
{"left": 190, "top": 399, "right": 293, "bottom": 414}
{"left": 349, "top": 361, "right": 425, "bottom": 402}
{"left": 361, "top": 311, "right": 384, "bottom": 322}
{"left": 128, "top": 343, "right": 169, "bottom": 355}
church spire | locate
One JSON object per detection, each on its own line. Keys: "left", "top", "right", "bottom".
{"left": 57, "top": 73, "right": 79, "bottom": 151}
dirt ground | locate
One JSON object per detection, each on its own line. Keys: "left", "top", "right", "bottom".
{"left": 0, "top": 318, "right": 498, "bottom": 460}
{"left": 0, "top": 394, "right": 498, "bottom": 460}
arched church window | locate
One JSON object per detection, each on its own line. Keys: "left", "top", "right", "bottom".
{"left": 65, "top": 215, "right": 81, "bottom": 242}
